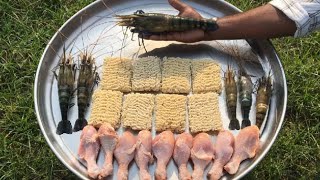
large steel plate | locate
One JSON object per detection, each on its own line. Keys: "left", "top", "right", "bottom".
{"left": 34, "top": 0, "right": 287, "bottom": 179}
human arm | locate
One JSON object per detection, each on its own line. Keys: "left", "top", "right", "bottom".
{"left": 146, "top": 0, "right": 320, "bottom": 42}
{"left": 203, "top": 3, "right": 296, "bottom": 40}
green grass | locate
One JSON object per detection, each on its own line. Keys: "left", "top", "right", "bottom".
{"left": 0, "top": 0, "right": 319, "bottom": 179}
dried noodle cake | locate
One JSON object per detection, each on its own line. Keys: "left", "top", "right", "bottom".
{"left": 88, "top": 90, "right": 123, "bottom": 128}
{"left": 161, "top": 57, "right": 191, "bottom": 94}
{"left": 191, "top": 60, "right": 221, "bottom": 93}
{"left": 101, "top": 57, "right": 132, "bottom": 92}
{"left": 122, "top": 93, "right": 155, "bottom": 130}
{"left": 188, "top": 93, "right": 223, "bottom": 133}
{"left": 132, "top": 56, "right": 161, "bottom": 91}
{"left": 155, "top": 94, "right": 186, "bottom": 132}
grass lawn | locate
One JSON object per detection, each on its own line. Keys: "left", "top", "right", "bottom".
{"left": 1, "top": 0, "right": 319, "bottom": 179}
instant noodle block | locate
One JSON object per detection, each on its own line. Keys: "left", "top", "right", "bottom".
{"left": 161, "top": 57, "right": 191, "bottom": 94}
{"left": 122, "top": 93, "right": 155, "bottom": 130}
{"left": 191, "top": 60, "right": 221, "bottom": 93}
{"left": 132, "top": 56, "right": 161, "bottom": 92}
{"left": 88, "top": 90, "right": 123, "bottom": 128}
{"left": 155, "top": 94, "right": 186, "bottom": 132}
{"left": 188, "top": 93, "right": 223, "bottom": 133}
{"left": 101, "top": 57, "right": 132, "bottom": 92}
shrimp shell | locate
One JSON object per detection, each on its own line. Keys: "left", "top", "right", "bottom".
{"left": 73, "top": 51, "right": 99, "bottom": 132}
{"left": 116, "top": 10, "right": 218, "bottom": 35}
{"left": 255, "top": 75, "right": 272, "bottom": 129}
{"left": 224, "top": 65, "right": 240, "bottom": 130}
{"left": 55, "top": 48, "right": 76, "bottom": 135}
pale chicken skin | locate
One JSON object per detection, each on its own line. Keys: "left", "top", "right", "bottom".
{"left": 152, "top": 130, "right": 175, "bottom": 180}
{"left": 78, "top": 125, "right": 100, "bottom": 179}
{"left": 224, "top": 125, "right": 260, "bottom": 174}
{"left": 208, "top": 130, "right": 235, "bottom": 180}
{"left": 173, "top": 132, "right": 193, "bottom": 180}
{"left": 135, "top": 130, "right": 153, "bottom": 180}
{"left": 114, "top": 131, "right": 136, "bottom": 180}
{"left": 191, "top": 133, "right": 215, "bottom": 180}
{"left": 98, "top": 123, "right": 119, "bottom": 179}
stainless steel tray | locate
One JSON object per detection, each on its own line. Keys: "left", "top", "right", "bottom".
{"left": 34, "top": 0, "right": 287, "bottom": 179}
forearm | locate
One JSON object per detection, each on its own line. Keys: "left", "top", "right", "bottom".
{"left": 204, "top": 4, "right": 296, "bottom": 40}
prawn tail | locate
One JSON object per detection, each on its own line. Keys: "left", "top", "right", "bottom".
{"left": 229, "top": 118, "right": 240, "bottom": 130}
{"left": 73, "top": 118, "right": 88, "bottom": 132}
{"left": 241, "top": 119, "right": 251, "bottom": 129}
{"left": 199, "top": 18, "right": 219, "bottom": 31}
{"left": 56, "top": 120, "right": 73, "bottom": 135}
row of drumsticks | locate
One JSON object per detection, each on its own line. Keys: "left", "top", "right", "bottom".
{"left": 79, "top": 123, "right": 260, "bottom": 180}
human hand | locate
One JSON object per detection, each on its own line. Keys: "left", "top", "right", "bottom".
{"left": 145, "top": 0, "right": 206, "bottom": 43}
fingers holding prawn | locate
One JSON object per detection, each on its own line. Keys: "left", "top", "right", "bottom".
{"left": 169, "top": 0, "right": 189, "bottom": 12}
{"left": 145, "top": 30, "right": 205, "bottom": 43}
{"left": 144, "top": 32, "right": 176, "bottom": 41}
{"left": 169, "top": 0, "right": 203, "bottom": 19}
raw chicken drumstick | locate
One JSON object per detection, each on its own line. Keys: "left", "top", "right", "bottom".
{"left": 208, "top": 130, "right": 235, "bottom": 180}
{"left": 98, "top": 123, "right": 119, "bottom": 179}
{"left": 224, "top": 125, "right": 260, "bottom": 174}
{"left": 135, "top": 130, "right": 153, "bottom": 180}
{"left": 191, "top": 133, "right": 215, "bottom": 180}
{"left": 78, "top": 125, "right": 100, "bottom": 179}
{"left": 114, "top": 131, "right": 136, "bottom": 180}
{"left": 173, "top": 132, "right": 193, "bottom": 180}
{"left": 152, "top": 130, "right": 175, "bottom": 180}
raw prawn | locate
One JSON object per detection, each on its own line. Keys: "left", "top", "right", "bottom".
{"left": 116, "top": 10, "right": 219, "bottom": 35}
{"left": 238, "top": 68, "right": 253, "bottom": 129}
{"left": 73, "top": 51, "right": 99, "bottom": 132}
{"left": 255, "top": 74, "right": 272, "bottom": 129}
{"left": 224, "top": 65, "right": 240, "bottom": 130}
{"left": 53, "top": 47, "right": 76, "bottom": 135}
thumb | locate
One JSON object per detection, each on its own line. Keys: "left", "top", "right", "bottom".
{"left": 169, "top": 0, "right": 189, "bottom": 12}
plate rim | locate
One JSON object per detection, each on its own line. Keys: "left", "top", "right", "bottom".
{"left": 34, "top": 0, "right": 287, "bottom": 179}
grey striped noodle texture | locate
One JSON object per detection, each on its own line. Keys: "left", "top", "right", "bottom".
{"left": 161, "top": 57, "right": 191, "bottom": 94}
{"left": 132, "top": 56, "right": 161, "bottom": 92}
